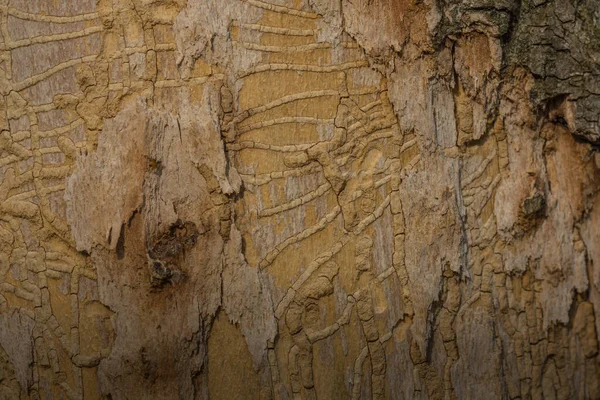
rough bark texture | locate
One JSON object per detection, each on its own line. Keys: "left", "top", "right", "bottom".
{"left": 1, "top": 0, "right": 599, "bottom": 399}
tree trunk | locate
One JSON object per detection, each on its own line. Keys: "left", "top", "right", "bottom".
{"left": 1, "top": 0, "right": 599, "bottom": 399}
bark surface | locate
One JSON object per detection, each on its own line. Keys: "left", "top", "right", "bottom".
{"left": 1, "top": 0, "right": 599, "bottom": 399}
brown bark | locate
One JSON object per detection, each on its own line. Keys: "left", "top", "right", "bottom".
{"left": 1, "top": 0, "right": 599, "bottom": 399}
